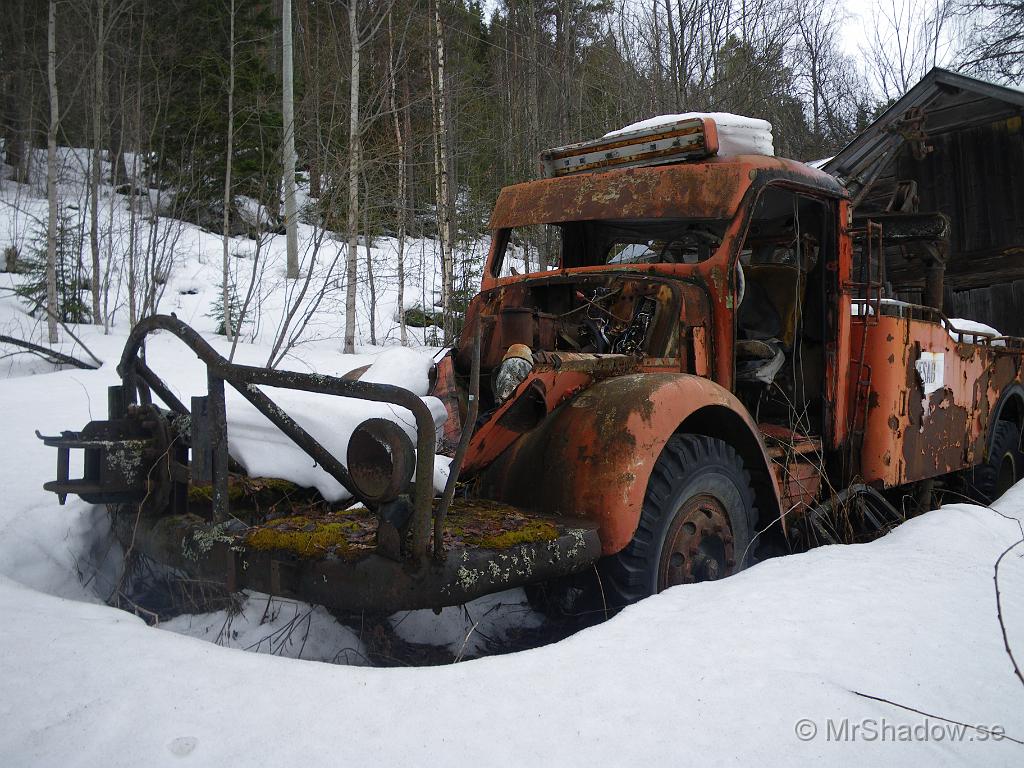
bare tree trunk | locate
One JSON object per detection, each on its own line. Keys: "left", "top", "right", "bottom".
{"left": 432, "top": 2, "right": 453, "bottom": 341}
{"left": 343, "top": 0, "right": 361, "bottom": 354}
{"left": 402, "top": 74, "right": 414, "bottom": 235}
{"left": 89, "top": 0, "right": 105, "bottom": 325}
{"left": 128, "top": 170, "right": 138, "bottom": 325}
{"left": 128, "top": 13, "right": 145, "bottom": 328}
{"left": 388, "top": 14, "right": 407, "bottom": 346}
{"left": 363, "top": 180, "right": 375, "bottom": 345}
{"left": 222, "top": 0, "right": 236, "bottom": 342}
{"left": 663, "top": 0, "right": 682, "bottom": 109}
{"left": 282, "top": 0, "right": 299, "bottom": 279}
{"left": 45, "top": 0, "right": 59, "bottom": 344}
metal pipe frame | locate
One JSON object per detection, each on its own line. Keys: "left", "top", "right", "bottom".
{"left": 116, "top": 314, "right": 438, "bottom": 560}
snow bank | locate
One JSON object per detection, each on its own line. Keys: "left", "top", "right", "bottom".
{"left": 1, "top": 491, "right": 1022, "bottom": 765}
{"left": 226, "top": 388, "right": 450, "bottom": 502}
{"left": 605, "top": 112, "right": 775, "bottom": 157}
{"left": 360, "top": 345, "right": 437, "bottom": 394}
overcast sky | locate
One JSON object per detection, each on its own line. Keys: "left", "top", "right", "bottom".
{"left": 839, "top": 0, "right": 876, "bottom": 55}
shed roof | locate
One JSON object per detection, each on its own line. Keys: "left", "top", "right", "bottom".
{"left": 823, "top": 68, "right": 1024, "bottom": 197}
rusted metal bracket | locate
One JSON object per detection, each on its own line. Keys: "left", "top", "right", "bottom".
{"left": 433, "top": 322, "right": 481, "bottom": 558}
{"left": 104, "top": 314, "right": 439, "bottom": 562}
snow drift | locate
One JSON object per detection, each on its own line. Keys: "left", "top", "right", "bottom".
{"left": 0, "top": 485, "right": 1022, "bottom": 765}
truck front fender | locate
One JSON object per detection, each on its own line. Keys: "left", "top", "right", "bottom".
{"left": 476, "top": 373, "right": 781, "bottom": 555}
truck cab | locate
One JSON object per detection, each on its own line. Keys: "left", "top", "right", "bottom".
{"left": 437, "top": 117, "right": 1023, "bottom": 604}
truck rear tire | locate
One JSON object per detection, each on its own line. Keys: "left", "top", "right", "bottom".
{"left": 969, "top": 420, "right": 1022, "bottom": 503}
{"left": 599, "top": 434, "right": 758, "bottom": 607}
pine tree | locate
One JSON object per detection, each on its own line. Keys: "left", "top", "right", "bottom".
{"left": 16, "top": 209, "right": 91, "bottom": 324}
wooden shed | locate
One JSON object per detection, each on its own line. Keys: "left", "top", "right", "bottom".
{"left": 823, "top": 68, "right": 1024, "bottom": 334}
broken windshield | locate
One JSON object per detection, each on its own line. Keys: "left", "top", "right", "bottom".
{"left": 491, "top": 218, "right": 729, "bottom": 277}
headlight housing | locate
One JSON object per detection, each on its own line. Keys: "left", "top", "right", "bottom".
{"left": 491, "top": 344, "right": 533, "bottom": 404}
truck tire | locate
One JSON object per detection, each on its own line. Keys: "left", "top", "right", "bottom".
{"left": 969, "top": 420, "right": 1022, "bottom": 503}
{"left": 599, "top": 434, "right": 758, "bottom": 607}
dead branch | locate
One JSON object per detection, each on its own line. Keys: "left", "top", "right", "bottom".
{"left": 849, "top": 689, "right": 1024, "bottom": 745}
{"left": 994, "top": 537, "right": 1024, "bottom": 689}
{"left": 0, "top": 334, "right": 99, "bottom": 369}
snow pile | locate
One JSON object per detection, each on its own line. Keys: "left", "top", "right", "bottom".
{"left": 222, "top": 347, "right": 451, "bottom": 502}
{"left": 605, "top": 112, "right": 775, "bottom": 157}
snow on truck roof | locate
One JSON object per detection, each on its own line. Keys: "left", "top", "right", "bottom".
{"left": 605, "top": 112, "right": 774, "bottom": 155}
{"left": 539, "top": 113, "right": 775, "bottom": 179}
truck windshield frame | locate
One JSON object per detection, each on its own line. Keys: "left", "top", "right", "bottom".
{"left": 489, "top": 218, "right": 731, "bottom": 278}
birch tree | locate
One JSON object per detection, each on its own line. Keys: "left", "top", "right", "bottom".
{"left": 343, "top": 0, "right": 361, "bottom": 354}
{"left": 387, "top": 12, "right": 407, "bottom": 345}
{"left": 45, "top": 0, "right": 59, "bottom": 344}
{"left": 341, "top": 0, "right": 394, "bottom": 353}
{"left": 87, "top": 0, "right": 105, "bottom": 325}
{"left": 222, "top": 0, "right": 236, "bottom": 343}
{"left": 431, "top": 1, "right": 454, "bottom": 341}
{"left": 282, "top": 0, "right": 299, "bottom": 279}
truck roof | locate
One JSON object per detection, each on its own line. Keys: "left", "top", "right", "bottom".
{"left": 489, "top": 155, "right": 847, "bottom": 230}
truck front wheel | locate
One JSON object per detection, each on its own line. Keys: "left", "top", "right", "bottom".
{"left": 600, "top": 434, "right": 758, "bottom": 607}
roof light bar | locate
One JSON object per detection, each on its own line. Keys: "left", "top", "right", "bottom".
{"left": 539, "top": 116, "right": 720, "bottom": 179}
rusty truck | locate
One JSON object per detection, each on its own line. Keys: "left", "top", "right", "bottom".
{"left": 40, "top": 111, "right": 1024, "bottom": 615}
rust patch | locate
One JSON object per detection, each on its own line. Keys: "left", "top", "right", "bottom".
{"left": 489, "top": 161, "right": 748, "bottom": 230}
{"left": 902, "top": 387, "right": 970, "bottom": 478}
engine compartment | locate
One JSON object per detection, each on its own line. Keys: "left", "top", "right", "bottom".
{"left": 456, "top": 273, "right": 685, "bottom": 375}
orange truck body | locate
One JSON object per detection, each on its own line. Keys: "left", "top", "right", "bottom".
{"left": 446, "top": 154, "right": 1024, "bottom": 554}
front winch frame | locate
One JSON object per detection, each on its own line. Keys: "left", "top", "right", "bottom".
{"left": 43, "top": 314, "right": 441, "bottom": 561}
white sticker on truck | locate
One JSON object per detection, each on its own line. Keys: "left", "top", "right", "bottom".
{"left": 915, "top": 351, "right": 945, "bottom": 395}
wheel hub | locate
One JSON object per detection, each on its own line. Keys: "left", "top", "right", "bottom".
{"left": 657, "top": 493, "right": 736, "bottom": 590}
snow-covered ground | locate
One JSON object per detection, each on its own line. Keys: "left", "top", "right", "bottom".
{"left": 2, "top": 151, "right": 1024, "bottom": 765}
{"left": 2, "top": 471, "right": 1022, "bottom": 765}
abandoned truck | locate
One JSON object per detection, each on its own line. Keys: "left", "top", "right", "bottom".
{"left": 41, "top": 106, "right": 1024, "bottom": 615}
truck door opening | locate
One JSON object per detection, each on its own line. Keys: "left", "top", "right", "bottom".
{"left": 735, "top": 187, "right": 832, "bottom": 438}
